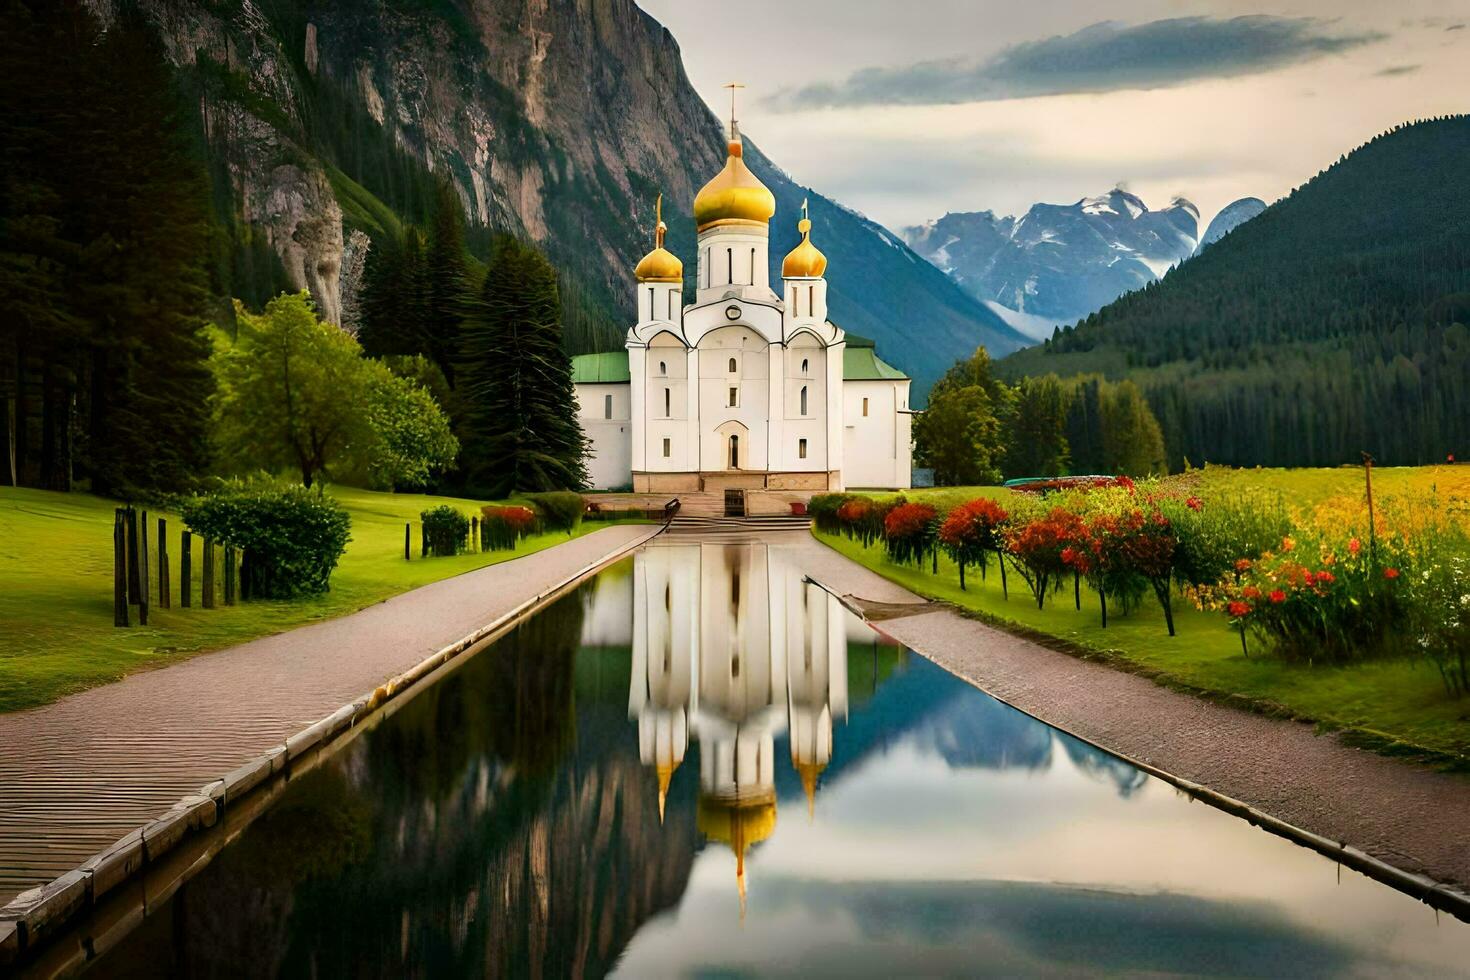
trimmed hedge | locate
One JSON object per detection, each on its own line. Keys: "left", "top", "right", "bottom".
{"left": 421, "top": 505, "right": 470, "bottom": 557}
{"left": 519, "top": 491, "right": 584, "bottom": 534}
{"left": 180, "top": 482, "right": 351, "bottom": 598}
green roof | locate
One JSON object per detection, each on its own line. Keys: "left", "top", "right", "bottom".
{"left": 571, "top": 347, "right": 906, "bottom": 383}
{"left": 570, "top": 352, "right": 630, "bottom": 383}
{"left": 843, "top": 346, "right": 908, "bottom": 381}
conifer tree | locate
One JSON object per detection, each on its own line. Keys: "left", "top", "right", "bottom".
{"left": 1004, "top": 374, "right": 1071, "bottom": 478}
{"left": 425, "top": 180, "right": 470, "bottom": 385}
{"left": 456, "top": 239, "right": 589, "bottom": 496}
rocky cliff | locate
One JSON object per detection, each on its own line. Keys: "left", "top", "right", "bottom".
{"left": 86, "top": 0, "right": 1025, "bottom": 395}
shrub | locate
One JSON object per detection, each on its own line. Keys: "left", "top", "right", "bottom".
{"left": 1011, "top": 475, "right": 1135, "bottom": 495}
{"left": 520, "top": 491, "right": 584, "bottom": 534}
{"left": 1194, "top": 532, "right": 1409, "bottom": 663}
{"left": 1161, "top": 491, "right": 1291, "bottom": 590}
{"left": 420, "top": 505, "right": 469, "bottom": 557}
{"left": 938, "top": 498, "right": 1009, "bottom": 591}
{"left": 481, "top": 505, "right": 539, "bottom": 551}
{"left": 884, "top": 503, "right": 939, "bottom": 568}
{"left": 809, "top": 493, "right": 856, "bottom": 534}
{"left": 180, "top": 481, "right": 351, "bottom": 599}
{"left": 1404, "top": 525, "right": 1470, "bottom": 696}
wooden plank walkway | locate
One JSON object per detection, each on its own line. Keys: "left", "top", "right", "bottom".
{"left": 0, "top": 524, "right": 660, "bottom": 903}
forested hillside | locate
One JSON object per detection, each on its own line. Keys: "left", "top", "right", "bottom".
{"left": 999, "top": 116, "right": 1470, "bottom": 468}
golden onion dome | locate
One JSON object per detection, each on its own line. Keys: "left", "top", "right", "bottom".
{"left": 782, "top": 201, "right": 827, "bottom": 278}
{"left": 635, "top": 194, "right": 684, "bottom": 283}
{"left": 693, "top": 125, "right": 776, "bottom": 233}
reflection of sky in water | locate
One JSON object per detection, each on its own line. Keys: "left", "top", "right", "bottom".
{"left": 606, "top": 542, "right": 1470, "bottom": 979}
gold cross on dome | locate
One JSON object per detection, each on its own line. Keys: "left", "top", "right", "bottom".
{"left": 723, "top": 81, "right": 745, "bottom": 127}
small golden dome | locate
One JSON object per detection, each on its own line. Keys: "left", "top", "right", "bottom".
{"left": 635, "top": 194, "right": 683, "bottom": 283}
{"left": 693, "top": 126, "right": 776, "bottom": 232}
{"left": 782, "top": 201, "right": 827, "bottom": 278}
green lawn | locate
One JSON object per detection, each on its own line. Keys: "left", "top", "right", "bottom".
{"left": 0, "top": 486, "right": 646, "bottom": 714}
{"left": 824, "top": 463, "right": 1470, "bottom": 765}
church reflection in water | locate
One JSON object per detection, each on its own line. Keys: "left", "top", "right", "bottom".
{"left": 627, "top": 542, "right": 849, "bottom": 908}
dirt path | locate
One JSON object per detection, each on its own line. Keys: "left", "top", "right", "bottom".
{"left": 0, "top": 524, "right": 660, "bottom": 903}
{"left": 786, "top": 534, "right": 1470, "bottom": 900}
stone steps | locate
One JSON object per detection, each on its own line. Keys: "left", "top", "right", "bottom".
{"left": 665, "top": 514, "right": 812, "bottom": 536}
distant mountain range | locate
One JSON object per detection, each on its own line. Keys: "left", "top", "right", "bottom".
{"left": 904, "top": 191, "right": 1266, "bottom": 339}
{"left": 101, "top": 0, "right": 1026, "bottom": 399}
{"left": 999, "top": 116, "right": 1470, "bottom": 468}
{"left": 1194, "top": 197, "right": 1267, "bottom": 255}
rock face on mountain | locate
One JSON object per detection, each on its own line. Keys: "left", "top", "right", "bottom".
{"left": 1194, "top": 197, "right": 1267, "bottom": 255}
{"left": 87, "top": 0, "right": 1025, "bottom": 395}
{"left": 904, "top": 189, "right": 1201, "bottom": 337}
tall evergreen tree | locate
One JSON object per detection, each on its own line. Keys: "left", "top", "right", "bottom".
{"left": 1003, "top": 374, "right": 1071, "bottom": 478}
{"left": 0, "top": 0, "right": 213, "bottom": 494}
{"left": 1101, "top": 380, "right": 1166, "bottom": 476}
{"left": 424, "top": 180, "right": 470, "bottom": 385}
{"left": 456, "top": 239, "right": 588, "bottom": 496}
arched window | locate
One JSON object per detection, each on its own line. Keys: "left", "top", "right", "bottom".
{"left": 647, "top": 287, "right": 654, "bottom": 318}
{"left": 800, "top": 386, "right": 808, "bottom": 415}
{"left": 801, "top": 358, "right": 809, "bottom": 374}
{"left": 728, "top": 357, "right": 737, "bottom": 374}
{"left": 666, "top": 290, "right": 673, "bottom": 320}
{"left": 659, "top": 361, "right": 666, "bottom": 375}
{"left": 750, "top": 247, "right": 756, "bottom": 283}
{"left": 798, "top": 438, "right": 808, "bottom": 459}
{"left": 728, "top": 434, "right": 740, "bottom": 469}
{"left": 664, "top": 388, "right": 671, "bottom": 417}
{"left": 727, "top": 248, "right": 733, "bottom": 284}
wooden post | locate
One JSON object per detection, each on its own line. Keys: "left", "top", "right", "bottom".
{"left": 157, "top": 517, "right": 170, "bottom": 609}
{"left": 125, "top": 506, "right": 141, "bottom": 603}
{"left": 240, "top": 549, "right": 250, "bottom": 601}
{"left": 180, "top": 530, "right": 192, "bottom": 607}
{"left": 114, "top": 510, "right": 129, "bottom": 627}
{"left": 420, "top": 524, "right": 428, "bottom": 558}
{"left": 471, "top": 516, "right": 479, "bottom": 553}
{"left": 224, "top": 544, "right": 236, "bottom": 606}
{"left": 138, "top": 511, "right": 150, "bottom": 626}
{"left": 202, "top": 538, "right": 215, "bottom": 609}
{"left": 404, "top": 522, "right": 411, "bottom": 560}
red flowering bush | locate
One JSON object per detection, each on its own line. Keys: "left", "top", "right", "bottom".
{"left": 938, "top": 498, "right": 1010, "bottom": 592}
{"left": 884, "top": 503, "right": 939, "bottom": 568}
{"left": 808, "top": 493, "right": 856, "bottom": 534}
{"left": 1193, "top": 532, "right": 1410, "bottom": 663}
{"left": 1006, "top": 507, "right": 1089, "bottom": 609}
{"left": 481, "top": 504, "right": 539, "bottom": 551}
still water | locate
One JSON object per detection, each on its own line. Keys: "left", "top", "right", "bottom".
{"left": 84, "top": 541, "right": 1469, "bottom": 977}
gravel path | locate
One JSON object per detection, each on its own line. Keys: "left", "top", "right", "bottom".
{"left": 0, "top": 524, "right": 660, "bottom": 903}
{"left": 786, "top": 534, "right": 1470, "bottom": 898}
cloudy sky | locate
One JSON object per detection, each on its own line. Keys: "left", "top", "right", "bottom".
{"left": 636, "top": 0, "right": 1469, "bottom": 232}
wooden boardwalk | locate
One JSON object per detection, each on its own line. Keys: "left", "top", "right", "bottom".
{"left": 0, "top": 524, "right": 660, "bottom": 903}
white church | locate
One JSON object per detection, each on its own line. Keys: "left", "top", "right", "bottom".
{"left": 572, "top": 116, "right": 912, "bottom": 493}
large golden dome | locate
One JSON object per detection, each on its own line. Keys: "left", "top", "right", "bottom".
{"left": 635, "top": 195, "right": 684, "bottom": 283}
{"left": 693, "top": 129, "right": 776, "bottom": 233}
{"left": 782, "top": 203, "right": 827, "bottom": 278}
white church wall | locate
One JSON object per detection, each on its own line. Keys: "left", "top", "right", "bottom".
{"left": 697, "top": 325, "right": 771, "bottom": 472}
{"left": 575, "top": 382, "right": 633, "bottom": 489}
{"left": 777, "top": 337, "right": 827, "bottom": 471}
{"left": 843, "top": 380, "right": 912, "bottom": 489}
{"left": 696, "top": 228, "right": 771, "bottom": 295}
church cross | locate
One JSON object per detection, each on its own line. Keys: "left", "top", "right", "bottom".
{"left": 723, "top": 81, "right": 745, "bottom": 129}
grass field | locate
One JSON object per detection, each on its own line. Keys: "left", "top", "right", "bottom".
{"left": 0, "top": 486, "right": 647, "bottom": 714}
{"left": 822, "top": 464, "right": 1470, "bottom": 763}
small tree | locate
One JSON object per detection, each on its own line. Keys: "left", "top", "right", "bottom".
{"left": 938, "top": 498, "right": 1009, "bottom": 591}
{"left": 363, "top": 364, "right": 459, "bottom": 490}
{"left": 884, "top": 503, "right": 939, "bottom": 569}
{"left": 913, "top": 385, "right": 1005, "bottom": 486}
{"left": 1006, "top": 506, "right": 1087, "bottom": 609}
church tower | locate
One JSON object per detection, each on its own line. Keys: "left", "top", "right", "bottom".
{"left": 693, "top": 118, "right": 777, "bottom": 302}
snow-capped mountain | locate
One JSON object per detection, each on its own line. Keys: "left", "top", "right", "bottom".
{"left": 904, "top": 189, "right": 1203, "bottom": 339}
{"left": 1194, "top": 197, "right": 1267, "bottom": 255}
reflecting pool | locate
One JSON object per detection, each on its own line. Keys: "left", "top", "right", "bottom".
{"left": 78, "top": 541, "right": 1470, "bottom": 977}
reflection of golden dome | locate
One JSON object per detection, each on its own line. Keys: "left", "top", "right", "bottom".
{"left": 656, "top": 760, "right": 680, "bottom": 824}
{"left": 782, "top": 203, "right": 827, "bottom": 279}
{"left": 635, "top": 194, "right": 684, "bottom": 283}
{"left": 693, "top": 127, "right": 776, "bottom": 233}
{"left": 795, "top": 761, "right": 826, "bottom": 819}
{"left": 697, "top": 792, "right": 777, "bottom": 916}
